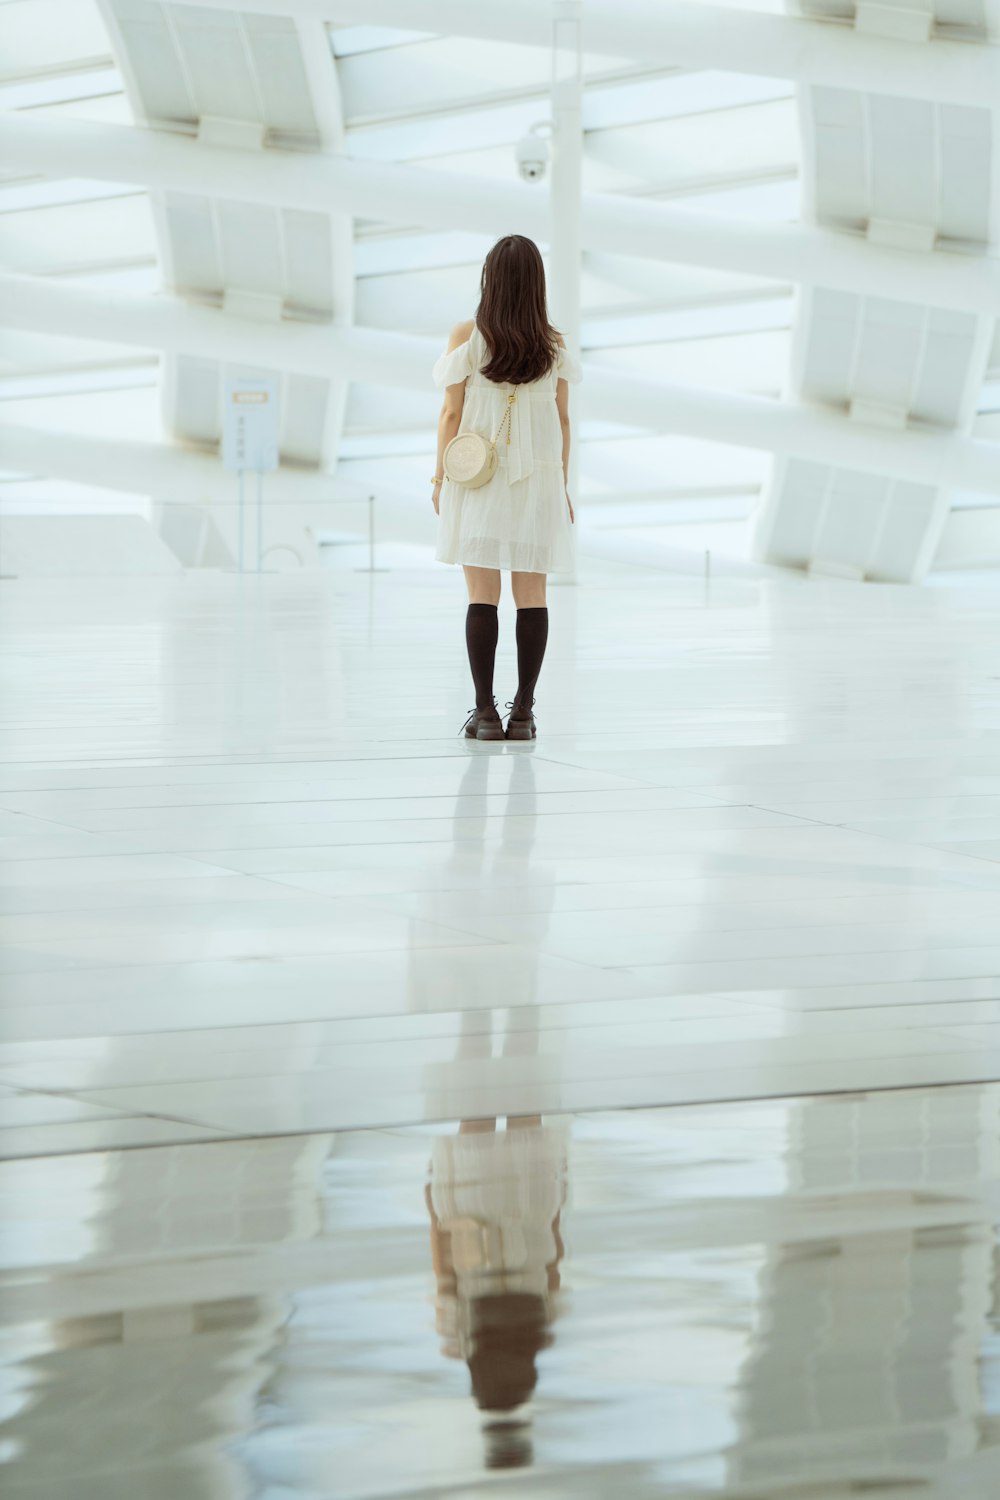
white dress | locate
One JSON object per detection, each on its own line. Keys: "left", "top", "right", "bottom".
{"left": 433, "top": 324, "right": 583, "bottom": 574}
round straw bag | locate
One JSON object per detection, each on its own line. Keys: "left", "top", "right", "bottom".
{"left": 443, "top": 391, "right": 516, "bottom": 490}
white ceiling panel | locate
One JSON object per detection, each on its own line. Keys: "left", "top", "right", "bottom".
{"left": 937, "top": 106, "right": 993, "bottom": 245}
{"left": 243, "top": 15, "right": 322, "bottom": 142}
{"left": 851, "top": 300, "right": 926, "bottom": 412}
{"left": 283, "top": 212, "right": 336, "bottom": 319}
{"left": 586, "top": 331, "right": 789, "bottom": 395}
{"left": 281, "top": 374, "right": 331, "bottom": 465}
{"left": 868, "top": 483, "right": 943, "bottom": 580}
{"left": 108, "top": 4, "right": 196, "bottom": 125}
{"left": 337, "top": 37, "right": 553, "bottom": 123}
{"left": 868, "top": 96, "right": 937, "bottom": 229}
{"left": 216, "top": 202, "right": 284, "bottom": 295}
{"left": 167, "top": 8, "right": 263, "bottom": 122}
{"left": 911, "top": 310, "right": 984, "bottom": 427}
{"left": 586, "top": 99, "right": 799, "bottom": 195}
{"left": 161, "top": 193, "right": 219, "bottom": 293}
{"left": 0, "top": 0, "right": 110, "bottom": 77}
{"left": 0, "top": 193, "right": 155, "bottom": 273}
{"left": 1, "top": 383, "right": 161, "bottom": 441}
{"left": 0, "top": 330, "right": 149, "bottom": 374}
{"left": 171, "top": 355, "right": 220, "bottom": 446}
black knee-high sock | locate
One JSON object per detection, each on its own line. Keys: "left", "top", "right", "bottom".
{"left": 515, "top": 607, "right": 549, "bottom": 710}
{"left": 466, "top": 604, "right": 499, "bottom": 709}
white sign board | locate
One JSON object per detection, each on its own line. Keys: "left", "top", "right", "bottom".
{"left": 223, "top": 374, "right": 279, "bottom": 473}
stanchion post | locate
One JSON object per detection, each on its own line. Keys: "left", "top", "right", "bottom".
{"left": 355, "top": 492, "right": 389, "bottom": 573}
{"left": 256, "top": 468, "right": 263, "bottom": 573}
{"left": 238, "top": 469, "right": 245, "bottom": 573}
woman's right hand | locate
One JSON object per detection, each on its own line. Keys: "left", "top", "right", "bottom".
{"left": 566, "top": 492, "right": 575, "bottom": 525}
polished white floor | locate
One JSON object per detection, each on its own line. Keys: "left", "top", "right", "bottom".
{"left": 1, "top": 561, "right": 999, "bottom": 1153}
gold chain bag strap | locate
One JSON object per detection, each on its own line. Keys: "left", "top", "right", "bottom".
{"left": 442, "top": 390, "right": 517, "bottom": 490}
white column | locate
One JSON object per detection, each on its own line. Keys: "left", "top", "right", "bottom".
{"left": 549, "top": 1, "right": 583, "bottom": 512}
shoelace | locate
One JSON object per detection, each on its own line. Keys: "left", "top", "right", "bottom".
{"left": 459, "top": 699, "right": 501, "bottom": 736}
{"left": 504, "top": 698, "right": 535, "bottom": 722}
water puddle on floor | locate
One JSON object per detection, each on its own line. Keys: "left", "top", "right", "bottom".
{"left": 1, "top": 1083, "right": 999, "bottom": 1498}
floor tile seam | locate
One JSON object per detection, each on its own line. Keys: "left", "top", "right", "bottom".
{"left": 0, "top": 1095, "right": 235, "bottom": 1136}
{"left": 23, "top": 923, "right": 1000, "bottom": 988}
{"left": 0, "top": 1118, "right": 241, "bottom": 1161}
{"left": 617, "top": 950, "right": 1000, "bottom": 982}
{"left": 0, "top": 749, "right": 490, "bottom": 773}
{"left": 0, "top": 1000, "right": 787, "bottom": 1053}
{"left": 0, "top": 976, "right": 708, "bottom": 1034}
{"left": 0, "top": 747, "right": 991, "bottom": 781}
{"left": 511, "top": 932, "right": 1000, "bottom": 972}
{"left": 0, "top": 929, "right": 513, "bottom": 981}
{"left": 699, "top": 786, "right": 1000, "bottom": 804}
{"left": 0, "top": 889, "right": 367, "bottom": 930}
{"left": 42, "top": 801, "right": 767, "bottom": 835}
{"left": 0, "top": 808, "right": 106, "bottom": 842}
{"left": 69, "top": 1022, "right": 996, "bottom": 1099}
{"left": 508, "top": 750, "right": 663, "bottom": 788}
{"left": 19, "top": 782, "right": 996, "bottom": 813}
{"left": 30, "top": 1072, "right": 1000, "bottom": 1163}
{"left": 0, "top": 1080, "right": 156, "bottom": 1115}
{"left": 120, "top": 989, "right": 1000, "bottom": 1039}
{"left": 5, "top": 987, "right": 997, "bottom": 1048}
{"left": 747, "top": 814, "right": 1000, "bottom": 873}
{"left": 0, "top": 809, "right": 821, "bottom": 864}
{"left": 22, "top": 1012, "right": 995, "bottom": 1091}
{"left": 0, "top": 1096, "right": 217, "bottom": 1135}
{"left": 1, "top": 784, "right": 694, "bottom": 815}
{"left": 415, "top": 911, "right": 1000, "bottom": 947}
{"left": 816, "top": 819, "right": 1000, "bottom": 871}
{"left": 9, "top": 884, "right": 995, "bottom": 931}
{"left": 9, "top": 855, "right": 993, "bottom": 903}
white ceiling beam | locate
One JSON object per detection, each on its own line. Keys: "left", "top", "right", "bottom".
{"left": 175, "top": 0, "right": 1000, "bottom": 111}
{"left": 0, "top": 422, "right": 343, "bottom": 505}
{"left": 3, "top": 271, "right": 998, "bottom": 500}
{"left": 0, "top": 422, "right": 431, "bottom": 547}
{"left": 3, "top": 112, "right": 997, "bottom": 319}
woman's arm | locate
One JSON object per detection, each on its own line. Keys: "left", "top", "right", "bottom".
{"left": 432, "top": 320, "right": 473, "bottom": 514}
{"left": 555, "top": 374, "right": 574, "bottom": 525}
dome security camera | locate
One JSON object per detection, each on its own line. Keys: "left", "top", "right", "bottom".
{"left": 515, "top": 133, "right": 550, "bottom": 182}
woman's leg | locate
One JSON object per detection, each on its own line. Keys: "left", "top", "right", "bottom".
{"left": 510, "top": 572, "right": 549, "bottom": 723}
{"left": 464, "top": 566, "right": 502, "bottom": 607}
{"left": 462, "top": 567, "right": 502, "bottom": 727}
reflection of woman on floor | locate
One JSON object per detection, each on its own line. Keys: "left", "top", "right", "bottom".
{"left": 425, "top": 1117, "right": 567, "bottom": 1469}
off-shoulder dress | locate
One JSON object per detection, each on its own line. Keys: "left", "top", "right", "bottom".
{"left": 432, "top": 323, "right": 583, "bottom": 574}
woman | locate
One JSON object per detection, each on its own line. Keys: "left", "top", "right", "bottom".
{"left": 432, "top": 235, "right": 582, "bottom": 741}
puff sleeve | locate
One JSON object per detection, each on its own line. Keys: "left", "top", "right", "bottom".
{"left": 555, "top": 343, "right": 583, "bottom": 384}
{"left": 433, "top": 338, "right": 473, "bottom": 389}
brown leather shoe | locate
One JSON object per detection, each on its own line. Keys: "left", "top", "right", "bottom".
{"left": 462, "top": 703, "right": 505, "bottom": 741}
{"left": 505, "top": 699, "right": 536, "bottom": 741}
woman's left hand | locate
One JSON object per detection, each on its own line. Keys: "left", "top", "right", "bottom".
{"left": 432, "top": 482, "right": 442, "bottom": 516}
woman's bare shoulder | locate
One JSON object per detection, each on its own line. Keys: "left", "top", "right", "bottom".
{"left": 446, "top": 319, "right": 475, "bottom": 351}
{"left": 554, "top": 330, "right": 566, "bottom": 347}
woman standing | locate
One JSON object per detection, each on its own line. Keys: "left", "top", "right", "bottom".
{"left": 432, "top": 235, "right": 582, "bottom": 741}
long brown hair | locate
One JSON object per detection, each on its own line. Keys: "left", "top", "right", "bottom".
{"left": 475, "top": 235, "right": 560, "bottom": 386}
